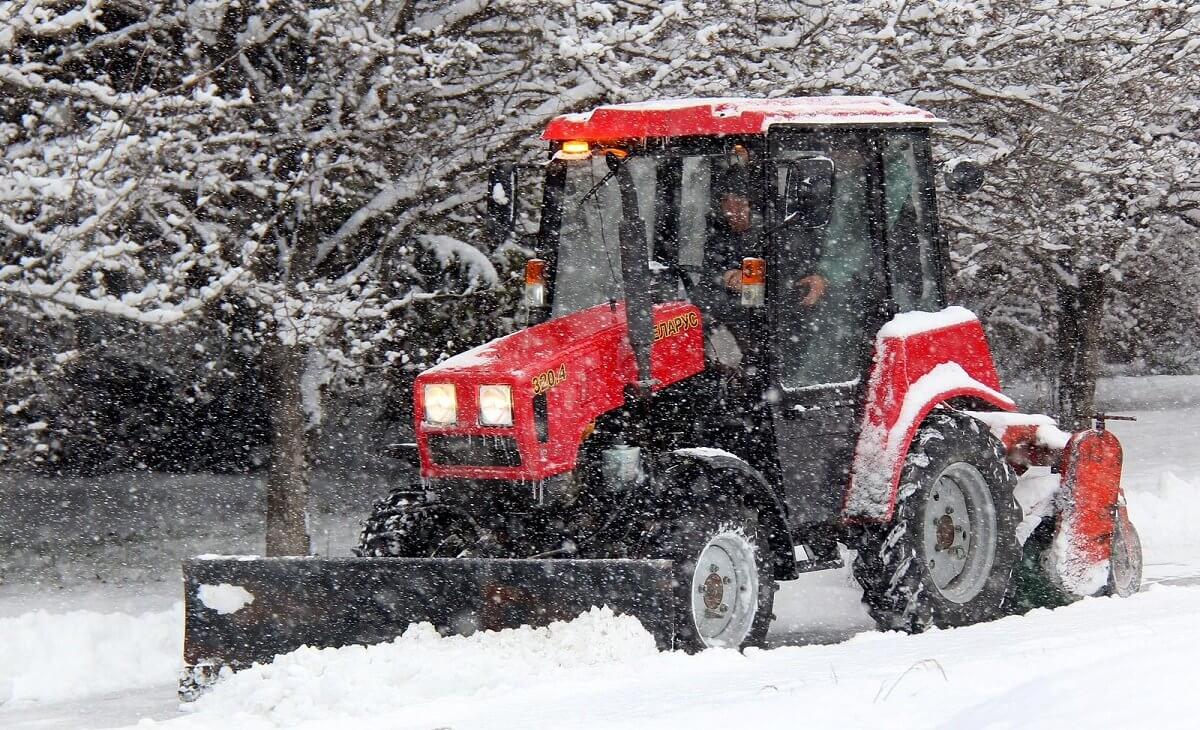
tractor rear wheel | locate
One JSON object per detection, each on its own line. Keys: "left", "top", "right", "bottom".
{"left": 354, "top": 491, "right": 483, "bottom": 558}
{"left": 640, "top": 476, "right": 775, "bottom": 652}
{"left": 853, "top": 411, "right": 1020, "bottom": 632}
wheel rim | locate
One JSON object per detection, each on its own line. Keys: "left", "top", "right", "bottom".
{"left": 1109, "top": 516, "right": 1142, "bottom": 597}
{"left": 920, "top": 462, "right": 998, "bottom": 604}
{"left": 690, "top": 531, "right": 759, "bottom": 648}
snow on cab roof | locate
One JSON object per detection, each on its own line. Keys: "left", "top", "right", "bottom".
{"left": 543, "top": 97, "right": 944, "bottom": 142}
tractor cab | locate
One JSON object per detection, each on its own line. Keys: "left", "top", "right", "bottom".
{"left": 491, "top": 97, "right": 960, "bottom": 525}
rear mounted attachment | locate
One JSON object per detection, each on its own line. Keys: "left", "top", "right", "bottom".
{"left": 1051, "top": 425, "right": 1130, "bottom": 596}
{"left": 969, "top": 410, "right": 1142, "bottom": 598}
{"left": 1091, "top": 412, "right": 1137, "bottom": 431}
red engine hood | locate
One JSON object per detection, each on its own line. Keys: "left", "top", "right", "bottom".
{"left": 414, "top": 301, "right": 706, "bottom": 481}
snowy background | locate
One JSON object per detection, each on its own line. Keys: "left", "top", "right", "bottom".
{"left": 3, "top": 1, "right": 1200, "bottom": 728}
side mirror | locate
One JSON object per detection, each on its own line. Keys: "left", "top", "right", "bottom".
{"left": 944, "top": 159, "right": 985, "bottom": 195}
{"left": 782, "top": 157, "right": 834, "bottom": 229}
{"left": 487, "top": 164, "right": 518, "bottom": 230}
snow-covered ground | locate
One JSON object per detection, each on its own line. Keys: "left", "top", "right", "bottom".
{"left": 48, "top": 588, "right": 1200, "bottom": 729}
{"left": 1, "top": 395, "right": 1198, "bottom": 729}
{"left": 0, "top": 605, "right": 181, "bottom": 705}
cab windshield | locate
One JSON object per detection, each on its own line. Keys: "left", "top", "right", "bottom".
{"left": 538, "top": 132, "right": 933, "bottom": 391}
{"left": 545, "top": 147, "right": 763, "bottom": 318}
{"left": 550, "top": 155, "right": 656, "bottom": 316}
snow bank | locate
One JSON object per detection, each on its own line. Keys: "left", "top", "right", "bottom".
{"left": 0, "top": 604, "right": 181, "bottom": 705}
{"left": 134, "top": 587, "right": 1200, "bottom": 730}
{"left": 187, "top": 606, "right": 656, "bottom": 727}
{"left": 1110, "top": 407, "right": 1200, "bottom": 576}
{"left": 1006, "top": 374, "right": 1200, "bottom": 412}
{"left": 1095, "top": 374, "right": 1200, "bottom": 411}
{"left": 1127, "top": 470, "right": 1200, "bottom": 569}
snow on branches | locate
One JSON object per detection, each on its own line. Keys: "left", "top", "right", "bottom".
{"left": 1, "top": 0, "right": 1197, "bottom": 455}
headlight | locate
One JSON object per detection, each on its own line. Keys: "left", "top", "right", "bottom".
{"left": 423, "top": 383, "right": 457, "bottom": 425}
{"left": 477, "top": 384, "right": 513, "bottom": 426}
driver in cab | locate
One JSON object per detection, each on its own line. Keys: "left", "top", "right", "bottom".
{"left": 709, "top": 145, "right": 829, "bottom": 306}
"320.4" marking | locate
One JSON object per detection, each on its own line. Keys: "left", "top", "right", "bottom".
{"left": 532, "top": 364, "right": 568, "bottom": 395}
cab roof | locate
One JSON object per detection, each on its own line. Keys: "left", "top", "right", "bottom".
{"left": 542, "top": 96, "right": 943, "bottom": 142}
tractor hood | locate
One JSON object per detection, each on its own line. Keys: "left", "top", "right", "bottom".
{"left": 414, "top": 300, "right": 705, "bottom": 481}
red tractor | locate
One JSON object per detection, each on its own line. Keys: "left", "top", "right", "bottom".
{"left": 182, "top": 98, "right": 1142, "bottom": 690}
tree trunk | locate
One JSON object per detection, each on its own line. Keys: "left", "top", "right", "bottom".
{"left": 1053, "top": 268, "right": 1107, "bottom": 431}
{"left": 264, "top": 339, "right": 312, "bottom": 556}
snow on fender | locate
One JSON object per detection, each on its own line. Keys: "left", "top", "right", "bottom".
{"left": 197, "top": 583, "right": 255, "bottom": 615}
{"left": 844, "top": 308, "right": 1015, "bottom": 522}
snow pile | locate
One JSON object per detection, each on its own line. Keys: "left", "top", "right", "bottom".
{"left": 137, "top": 587, "right": 1200, "bottom": 730}
{"left": 0, "top": 603, "right": 181, "bottom": 705}
{"left": 196, "top": 583, "right": 255, "bottom": 614}
{"left": 1127, "top": 470, "right": 1200, "bottom": 568}
{"left": 188, "top": 606, "right": 657, "bottom": 727}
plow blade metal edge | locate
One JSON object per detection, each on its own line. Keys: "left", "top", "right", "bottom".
{"left": 183, "top": 556, "right": 677, "bottom": 678}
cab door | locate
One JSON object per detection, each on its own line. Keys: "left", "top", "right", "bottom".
{"left": 766, "top": 129, "right": 888, "bottom": 528}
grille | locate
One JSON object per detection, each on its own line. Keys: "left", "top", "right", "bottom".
{"left": 428, "top": 435, "right": 521, "bottom": 468}
{"left": 533, "top": 393, "right": 550, "bottom": 442}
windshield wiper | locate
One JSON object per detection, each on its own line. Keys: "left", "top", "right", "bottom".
{"left": 578, "top": 152, "right": 626, "bottom": 205}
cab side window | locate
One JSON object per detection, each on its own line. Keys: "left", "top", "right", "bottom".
{"left": 882, "top": 132, "right": 942, "bottom": 311}
{"left": 771, "top": 131, "right": 878, "bottom": 389}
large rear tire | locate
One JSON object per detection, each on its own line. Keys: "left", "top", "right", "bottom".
{"left": 640, "top": 472, "right": 775, "bottom": 652}
{"left": 354, "top": 491, "right": 482, "bottom": 557}
{"left": 853, "top": 411, "right": 1021, "bottom": 632}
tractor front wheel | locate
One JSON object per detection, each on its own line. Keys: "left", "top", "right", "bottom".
{"left": 640, "top": 477, "right": 775, "bottom": 652}
{"left": 354, "top": 490, "right": 483, "bottom": 558}
{"left": 853, "top": 411, "right": 1021, "bottom": 632}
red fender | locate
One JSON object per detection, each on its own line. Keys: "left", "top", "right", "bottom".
{"left": 842, "top": 309, "right": 1014, "bottom": 522}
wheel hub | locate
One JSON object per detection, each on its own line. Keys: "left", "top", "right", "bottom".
{"left": 934, "top": 514, "right": 957, "bottom": 551}
{"left": 701, "top": 571, "right": 725, "bottom": 611}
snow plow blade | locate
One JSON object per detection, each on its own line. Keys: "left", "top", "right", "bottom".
{"left": 181, "top": 556, "right": 676, "bottom": 697}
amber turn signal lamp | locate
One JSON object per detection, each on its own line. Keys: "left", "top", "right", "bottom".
{"left": 741, "top": 257, "right": 765, "bottom": 307}
{"left": 525, "top": 258, "right": 547, "bottom": 308}
{"left": 558, "top": 140, "right": 591, "bottom": 160}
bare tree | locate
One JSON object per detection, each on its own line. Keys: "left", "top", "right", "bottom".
{"left": 0, "top": 0, "right": 694, "bottom": 553}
